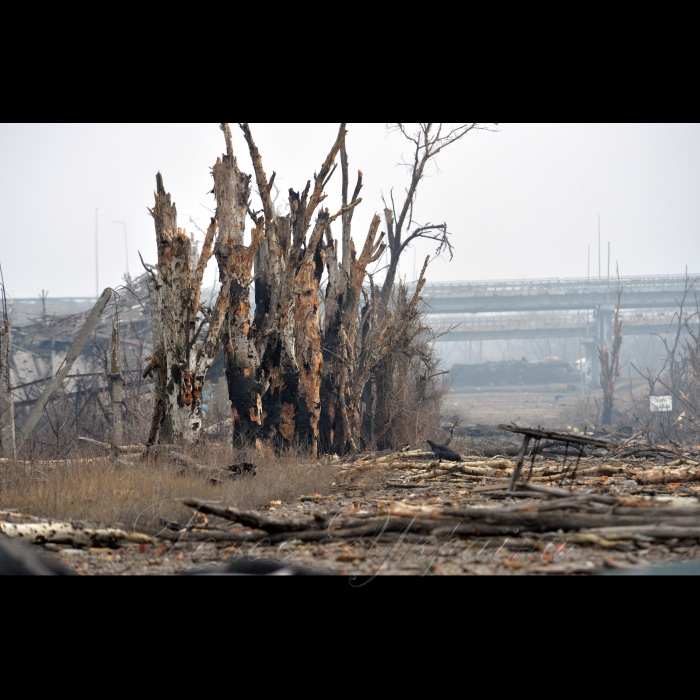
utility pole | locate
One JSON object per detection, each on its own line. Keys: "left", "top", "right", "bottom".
{"left": 598, "top": 215, "right": 601, "bottom": 279}
{"left": 114, "top": 221, "right": 130, "bottom": 281}
{"left": 95, "top": 208, "right": 99, "bottom": 300}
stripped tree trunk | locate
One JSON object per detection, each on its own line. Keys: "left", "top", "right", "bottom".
{"left": 212, "top": 124, "right": 265, "bottom": 447}
{"left": 109, "top": 326, "right": 123, "bottom": 452}
{"left": 0, "top": 321, "right": 16, "bottom": 459}
{"left": 143, "top": 171, "right": 229, "bottom": 446}
{"left": 348, "top": 257, "right": 430, "bottom": 451}
{"left": 320, "top": 207, "right": 384, "bottom": 453}
{"left": 600, "top": 287, "right": 623, "bottom": 426}
{"left": 240, "top": 122, "right": 349, "bottom": 454}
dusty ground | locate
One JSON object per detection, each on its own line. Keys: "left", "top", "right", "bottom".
{"left": 446, "top": 386, "right": 584, "bottom": 428}
{"left": 4, "top": 385, "right": 699, "bottom": 577}
{"left": 21, "top": 448, "right": 700, "bottom": 578}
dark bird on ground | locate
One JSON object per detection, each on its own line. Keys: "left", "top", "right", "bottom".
{"left": 426, "top": 439, "right": 462, "bottom": 462}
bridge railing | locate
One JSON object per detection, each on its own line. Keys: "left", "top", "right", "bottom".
{"left": 419, "top": 274, "right": 700, "bottom": 298}
{"left": 428, "top": 308, "right": 683, "bottom": 334}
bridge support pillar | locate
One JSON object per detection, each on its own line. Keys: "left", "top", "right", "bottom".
{"left": 580, "top": 337, "right": 598, "bottom": 388}
{"left": 581, "top": 305, "right": 616, "bottom": 388}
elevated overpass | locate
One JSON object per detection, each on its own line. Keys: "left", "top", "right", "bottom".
{"left": 421, "top": 274, "right": 698, "bottom": 315}
{"left": 430, "top": 309, "right": 683, "bottom": 342}
{"left": 420, "top": 273, "right": 698, "bottom": 383}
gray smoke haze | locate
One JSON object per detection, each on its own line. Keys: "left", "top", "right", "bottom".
{"left": 1, "top": 123, "right": 699, "bottom": 299}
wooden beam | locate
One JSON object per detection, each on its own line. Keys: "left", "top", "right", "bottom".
{"left": 16, "top": 288, "right": 113, "bottom": 446}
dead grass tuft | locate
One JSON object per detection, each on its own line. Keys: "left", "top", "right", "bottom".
{"left": 0, "top": 442, "right": 337, "bottom": 534}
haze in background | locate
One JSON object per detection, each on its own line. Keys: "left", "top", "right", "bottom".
{"left": 1, "top": 123, "right": 698, "bottom": 299}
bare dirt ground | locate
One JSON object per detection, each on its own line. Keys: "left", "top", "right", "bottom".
{"left": 446, "top": 386, "right": 583, "bottom": 428}
{"left": 28, "top": 458, "right": 700, "bottom": 578}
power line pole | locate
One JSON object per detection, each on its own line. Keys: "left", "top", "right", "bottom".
{"left": 114, "top": 221, "right": 130, "bottom": 281}
{"left": 95, "top": 208, "right": 99, "bottom": 300}
{"left": 598, "top": 215, "right": 601, "bottom": 279}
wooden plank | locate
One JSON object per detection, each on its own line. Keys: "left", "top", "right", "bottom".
{"left": 16, "top": 288, "right": 113, "bottom": 446}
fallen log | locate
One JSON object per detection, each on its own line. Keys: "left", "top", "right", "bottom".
{"left": 16, "top": 288, "right": 113, "bottom": 446}
{"left": 170, "top": 453, "right": 233, "bottom": 484}
{"left": 183, "top": 498, "right": 324, "bottom": 533}
{"left": 385, "top": 482, "right": 436, "bottom": 490}
{"left": 583, "top": 524, "right": 700, "bottom": 539}
{"left": 0, "top": 520, "right": 156, "bottom": 547}
{"left": 183, "top": 490, "right": 700, "bottom": 545}
{"left": 0, "top": 457, "right": 110, "bottom": 467}
{"left": 154, "top": 529, "right": 268, "bottom": 543}
{"left": 515, "top": 483, "right": 619, "bottom": 504}
{"left": 78, "top": 437, "right": 146, "bottom": 454}
{"left": 632, "top": 467, "right": 700, "bottom": 484}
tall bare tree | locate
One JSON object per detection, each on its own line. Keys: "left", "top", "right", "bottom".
{"left": 0, "top": 267, "right": 15, "bottom": 458}
{"left": 379, "top": 123, "right": 495, "bottom": 306}
{"left": 142, "top": 168, "right": 231, "bottom": 445}
{"left": 239, "top": 122, "right": 361, "bottom": 456}
{"left": 369, "top": 123, "right": 496, "bottom": 447}
{"left": 599, "top": 286, "right": 623, "bottom": 426}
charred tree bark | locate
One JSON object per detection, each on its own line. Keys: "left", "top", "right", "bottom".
{"left": 213, "top": 124, "right": 264, "bottom": 447}
{"left": 240, "top": 122, "right": 349, "bottom": 454}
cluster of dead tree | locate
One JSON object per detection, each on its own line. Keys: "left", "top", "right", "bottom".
{"left": 625, "top": 273, "right": 700, "bottom": 442}
{"left": 595, "top": 271, "right": 700, "bottom": 441}
{"left": 142, "top": 123, "right": 488, "bottom": 456}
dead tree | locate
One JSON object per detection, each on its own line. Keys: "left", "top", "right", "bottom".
{"left": 379, "top": 123, "right": 494, "bottom": 307}
{"left": 142, "top": 173, "right": 230, "bottom": 446}
{"left": 599, "top": 286, "right": 623, "bottom": 426}
{"left": 367, "top": 123, "right": 495, "bottom": 447}
{"left": 632, "top": 272, "right": 700, "bottom": 440}
{"left": 319, "top": 139, "right": 387, "bottom": 453}
{"left": 0, "top": 273, "right": 15, "bottom": 458}
{"left": 239, "top": 122, "right": 354, "bottom": 456}
{"left": 109, "top": 325, "right": 124, "bottom": 452}
{"left": 212, "top": 124, "right": 264, "bottom": 447}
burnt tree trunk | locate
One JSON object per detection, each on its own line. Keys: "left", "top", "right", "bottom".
{"left": 144, "top": 171, "right": 228, "bottom": 446}
{"left": 212, "top": 124, "right": 264, "bottom": 447}
{"left": 240, "top": 122, "right": 348, "bottom": 454}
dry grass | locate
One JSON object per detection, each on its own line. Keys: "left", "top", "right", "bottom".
{"left": 0, "top": 443, "right": 337, "bottom": 534}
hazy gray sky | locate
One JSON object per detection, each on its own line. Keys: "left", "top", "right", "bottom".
{"left": 1, "top": 123, "right": 698, "bottom": 299}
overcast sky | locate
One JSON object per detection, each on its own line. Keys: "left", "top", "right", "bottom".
{"left": 1, "top": 123, "right": 698, "bottom": 300}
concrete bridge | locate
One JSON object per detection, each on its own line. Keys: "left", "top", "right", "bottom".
{"left": 421, "top": 274, "right": 698, "bottom": 315}
{"left": 429, "top": 308, "right": 682, "bottom": 342}
{"left": 420, "top": 273, "right": 699, "bottom": 384}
